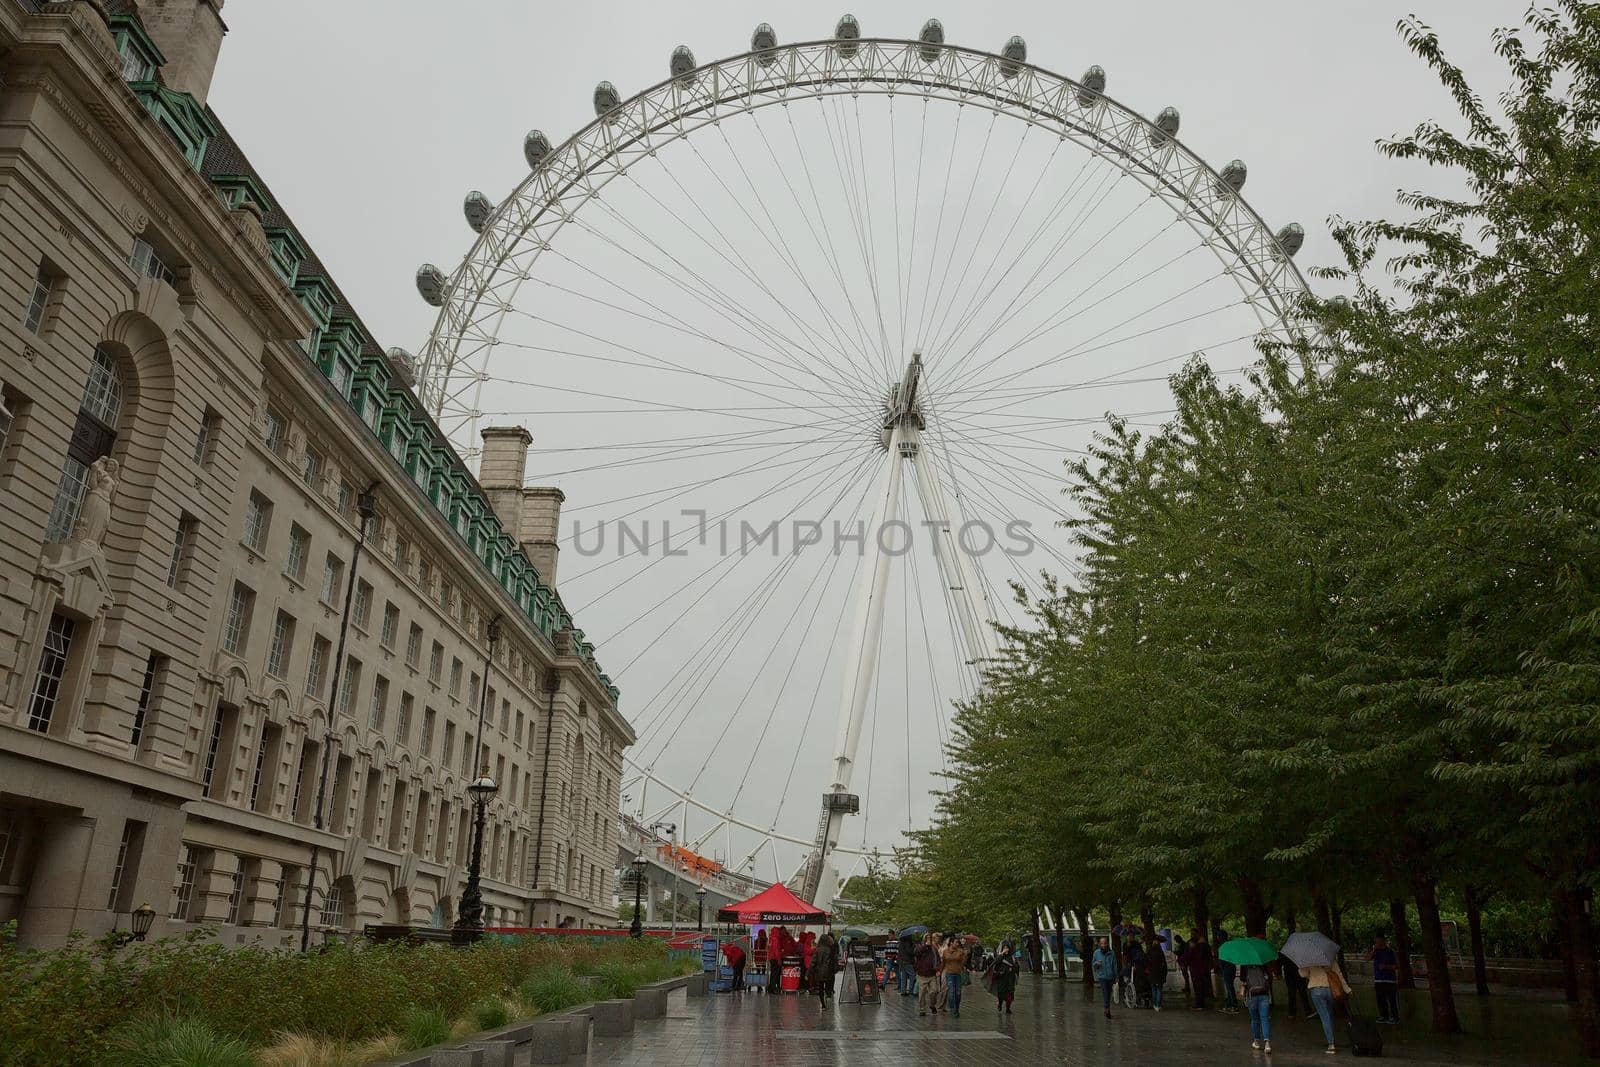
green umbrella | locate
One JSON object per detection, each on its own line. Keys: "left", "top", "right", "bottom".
{"left": 1217, "top": 937, "right": 1278, "bottom": 967}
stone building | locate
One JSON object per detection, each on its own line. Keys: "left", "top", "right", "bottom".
{"left": 0, "top": 0, "right": 632, "bottom": 948}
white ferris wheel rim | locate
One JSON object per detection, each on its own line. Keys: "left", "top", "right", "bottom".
{"left": 416, "top": 32, "right": 1313, "bottom": 881}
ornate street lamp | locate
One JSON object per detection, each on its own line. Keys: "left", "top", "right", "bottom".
{"left": 301, "top": 484, "right": 378, "bottom": 953}
{"left": 454, "top": 616, "right": 501, "bottom": 935}
{"left": 114, "top": 901, "right": 156, "bottom": 946}
{"left": 695, "top": 885, "right": 707, "bottom": 932}
{"left": 629, "top": 855, "right": 647, "bottom": 938}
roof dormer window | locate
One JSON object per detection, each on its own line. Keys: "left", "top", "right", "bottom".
{"left": 109, "top": 16, "right": 164, "bottom": 85}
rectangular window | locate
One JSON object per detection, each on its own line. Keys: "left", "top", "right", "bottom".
{"left": 251, "top": 723, "right": 282, "bottom": 813}
{"left": 321, "top": 881, "right": 346, "bottom": 928}
{"left": 421, "top": 707, "right": 436, "bottom": 756}
{"left": 462, "top": 732, "right": 474, "bottom": 776}
{"left": 262, "top": 407, "right": 286, "bottom": 456}
{"left": 405, "top": 624, "right": 423, "bottom": 668}
{"left": 428, "top": 641, "right": 444, "bottom": 683}
{"left": 44, "top": 456, "right": 89, "bottom": 543}
{"left": 291, "top": 741, "right": 316, "bottom": 822}
{"left": 27, "top": 612, "right": 75, "bottom": 732}
{"left": 515, "top": 711, "right": 524, "bottom": 748}
{"left": 320, "top": 553, "right": 343, "bottom": 604}
{"left": 131, "top": 651, "right": 165, "bottom": 747}
{"left": 192, "top": 408, "right": 219, "bottom": 466}
{"left": 369, "top": 675, "right": 389, "bottom": 733}
{"left": 106, "top": 821, "right": 135, "bottom": 910}
{"left": 397, "top": 692, "right": 413, "bottom": 745}
{"left": 118, "top": 36, "right": 153, "bottom": 81}
{"left": 273, "top": 866, "right": 295, "bottom": 927}
{"left": 337, "top": 656, "right": 361, "bottom": 717}
{"left": 336, "top": 478, "right": 354, "bottom": 516}
{"left": 470, "top": 673, "right": 480, "bottom": 707}
{"left": 129, "top": 236, "right": 174, "bottom": 285}
{"left": 301, "top": 446, "right": 322, "bottom": 488}
{"left": 448, "top": 658, "right": 462, "bottom": 699}
{"left": 23, "top": 267, "right": 53, "bottom": 333}
{"left": 285, "top": 525, "right": 310, "bottom": 582}
{"left": 170, "top": 845, "right": 198, "bottom": 920}
{"left": 305, "top": 635, "right": 330, "bottom": 698}
{"left": 393, "top": 535, "right": 410, "bottom": 572}
{"left": 222, "top": 582, "right": 254, "bottom": 655}
{"left": 266, "top": 610, "right": 295, "bottom": 679}
{"left": 225, "top": 867, "right": 243, "bottom": 924}
{"left": 200, "top": 707, "right": 227, "bottom": 793}
{"left": 353, "top": 580, "right": 373, "bottom": 630}
{"left": 380, "top": 602, "right": 399, "bottom": 649}
{"left": 442, "top": 722, "right": 455, "bottom": 767}
{"left": 330, "top": 361, "right": 353, "bottom": 398}
{"left": 242, "top": 490, "right": 271, "bottom": 552}
{"left": 167, "top": 514, "right": 197, "bottom": 589}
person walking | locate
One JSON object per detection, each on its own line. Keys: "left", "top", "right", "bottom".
{"left": 1174, "top": 935, "right": 1192, "bottom": 998}
{"left": 810, "top": 932, "right": 840, "bottom": 1010}
{"left": 752, "top": 929, "right": 768, "bottom": 988}
{"left": 1125, "top": 935, "right": 1147, "bottom": 1008}
{"left": 1188, "top": 930, "right": 1213, "bottom": 1011}
{"left": 897, "top": 928, "right": 919, "bottom": 995}
{"left": 988, "top": 938, "right": 1019, "bottom": 1013}
{"left": 1368, "top": 935, "right": 1400, "bottom": 1024}
{"left": 941, "top": 933, "right": 969, "bottom": 1018}
{"left": 1240, "top": 958, "right": 1275, "bottom": 1053}
{"left": 914, "top": 934, "right": 941, "bottom": 1016}
{"left": 1301, "top": 962, "right": 1353, "bottom": 1054}
{"left": 1093, "top": 936, "right": 1119, "bottom": 1018}
{"left": 1145, "top": 933, "right": 1169, "bottom": 1012}
{"left": 1217, "top": 931, "right": 1240, "bottom": 1014}
{"left": 1279, "top": 950, "right": 1311, "bottom": 1019}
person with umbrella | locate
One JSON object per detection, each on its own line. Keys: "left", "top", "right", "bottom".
{"left": 1220, "top": 936, "right": 1279, "bottom": 1053}
{"left": 1144, "top": 930, "right": 1170, "bottom": 1011}
{"left": 898, "top": 925, "right": 925, "bottom": 996}
{"left": 986, "top": 937, "right": 1019, "bottom": 1014}
{"left": 1283, "top": 931, "right": 1352, "bottom": 1054}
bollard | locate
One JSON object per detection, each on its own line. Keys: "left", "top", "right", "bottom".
{"left": 589, "top": 998, "right": 635, "bottom": 1036}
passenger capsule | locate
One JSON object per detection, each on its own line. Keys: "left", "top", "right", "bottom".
{"left": 1000, "top": 35, "right": 1027, "bottom": 78}
{"left": 415, "top": 264, "right": 448, "bottom": 307}
{"left": 386, "top": 346, "right": 418, "bottom": 387}
{"left": 1077, "top": 65, "right": 1106, "bottom": 107}
{"left": 524, "top": 129, "right": 552, "bottom": 169}
{"left": 918, "top": 18, "right": 944, "bottom": 63}
{"left": 463, "top": 191, "right": 492, "bottom": 233}
{"left": 1149, "top": 106, "right": 1181, "bottom": 144}
{"left": 670, "top": 45, "right": 697, "bottom": 83}
{"left": 1277, "top": 223, "right": 1306, "bottom": 257}
{"left": 1217, "top": 159, "right": 1248, "bottom": 196}
{"left": 752, "top": 22, "right": 778, "bottom": 66}
{"left": 835, "top": 14, "right": 861, "bottom": 58}
{"left": 593, "top": 80, "right": 621, "bottom": 117}
{"left": 1329, "top": 295, "right": 1350, "bottom": 310}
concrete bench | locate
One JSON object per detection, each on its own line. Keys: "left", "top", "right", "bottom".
{"left": 634, "top": 986, "right": 668, "bottom": 1019}
{"left": 590, "top": 998, "right": 635, "bottom": 1036}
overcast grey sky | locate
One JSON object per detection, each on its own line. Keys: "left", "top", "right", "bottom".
{"left": 208, "top": 1, "right": 1519, "bottom": 879}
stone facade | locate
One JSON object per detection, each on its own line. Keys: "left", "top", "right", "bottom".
{"left": 0, "top": 0, "right": 632, "bottom": 948}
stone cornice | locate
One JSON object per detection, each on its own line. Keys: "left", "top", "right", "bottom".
{"left": 0, "top": 719, "right": 202, "bottom": 802}
{"left": 5, "top": 5, "right": 310, "bottom": 342}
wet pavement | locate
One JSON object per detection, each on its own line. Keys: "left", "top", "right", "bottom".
{"left": 582, "top": 974, "right": 1588, "bottom": 1065}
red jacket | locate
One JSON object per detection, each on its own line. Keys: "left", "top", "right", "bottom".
{"left": 722, "top": 943, "right": 746, "bottom": 967}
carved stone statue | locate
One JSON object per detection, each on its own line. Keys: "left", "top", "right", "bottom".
{"left": 71, "top": 456, "right": 119, "bottom": 546}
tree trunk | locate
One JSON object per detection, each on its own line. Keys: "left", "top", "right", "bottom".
{"left": 1052, "top": 904, "right": 1069, "bottom": 981}
{"left": 1413, "top": 875, "right": 1462, "bottom": 1034}
{"left": 1332, "top": 896, "right": 1347, "bottom": 972}
{"left": 1312, "top": 888, "right": 1333, "bottom": 937}
{"left": 1557, "top": 883, "right": 1600, "bottom": 1057}
{"left": 1031, "top": 908, "right": 1044, "bottom": 973}
{"left": 1073, "top": 906, "right": 1095, "bottom": 989}
{"left": 1556, "top": 888, "right": 1579, "bottom": 1002}
{"left": 1239, "top": 876, "right": 1268, "bottom": 937}
{"left": 1284, "top": 907, "right": 1298, "bottom": 934}
{"left": 1464, "top": 885, "right": 1489, "bottom": 997}
{"left": 1192, "top": 886, "right": 1210, "bottom": 941}
{"left": 1390, "top": 897, "right": 1417, "bottom": 989}
{"left": 1109, "top": 900, "right": 1125, "bottom": 974}
{"left": 1140, "top": 891, "right": 1156, "bottom": 938}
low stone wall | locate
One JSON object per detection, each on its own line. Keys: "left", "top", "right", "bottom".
{"left": 1344, "top": 956, "right": 1565, "bottom": 990}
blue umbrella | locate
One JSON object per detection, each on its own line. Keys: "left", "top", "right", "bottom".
{"left": 898, "top": 924, "right": 929, "bottom": 937}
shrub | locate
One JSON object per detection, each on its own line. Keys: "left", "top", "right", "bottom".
{"left": 105, "top": 1014, "right": 256, "bottom": 1067}
{"left": 401, "top": 1007, "right": 451, "bottom": 1051}
{"left": 470, "top": 997, "right": 509, "bottom": 1031}
{"left": 520, "top": 967, "right": 589, "bottom": 1013}
{"left": 591, "top": 960, "right": 646, "bottom": 1000}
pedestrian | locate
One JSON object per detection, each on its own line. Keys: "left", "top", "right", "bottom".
{"left": 1301, "top": 961, "right": 1353, "bottom": 1054}
{"left": 914, "top": 934, "right": 941, "bottom": 1016}
{"left": 766, "top": 926, "right": 787, "bottom": 994}
{"left": 1239, "top": 957, "right": 1274, "bottom": 1054}
{"left": 1278, "top": 951, "right": 1310, "bottom": 1018}
{"left": 721, "top": 939, "right": 747, "bottom": 992}
{"left": 1217, "top": 931, "right": 1240, "bottom": 1014}
{"left": 941, "top": 933, "right": 969, "bottom": 1017}
{"left": 1174, "top": 935, "right": 1192, "bottom": 997}
{"left": 1188, "top": 930, "right": 1213, "bottom": 1011}
{"left": 809, "top": 931, "right": 839, "bottom": 1010}
{"left": 753, "top": 929, "right": 768, "bottom": 987}
{"left": 1144, "top": 932, "right": 1169, "bottom": 1011}
{"left": 1093, "top": 936, "right": 1119, "bottom": 1018}
{"left": 897, "top": 927, "right": 919, "bottom": 995}
{"left": 1125, "top": 935, "right": 1147, "bottom": 1008}
{"left": 1368, "top": 935, "right": 1400, "bottom": 1024}
{"left": 1027, "top": 931, "right": 1043, "bottom": 975}
{"left": 988, "top": 938, "right": 1019, "bottom": 1013}
{"left": 800, "top": 929, "right": 816, "bottom": 987}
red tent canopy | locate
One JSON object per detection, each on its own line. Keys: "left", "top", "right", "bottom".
{"left": 715, "top": 882, "right": 829, "bottom": 925}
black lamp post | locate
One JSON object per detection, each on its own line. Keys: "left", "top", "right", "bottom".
{"left": 696, "top": 885, "right": 707, "bottom": 932}
{"left": 629, "top": 855, "right": 647, "bottom": 938}
{"left": 115, "top": 901, "right": 156, "bottom": 946}
{"left": 454, "top": 616, "right": 501, "bottom": 935}
{"left": 301, "top": 484, "right": 377, "bottom": 953}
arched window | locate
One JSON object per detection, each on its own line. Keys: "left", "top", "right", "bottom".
{"left": 44, "top": 345, "right": 126, "bottom": 542}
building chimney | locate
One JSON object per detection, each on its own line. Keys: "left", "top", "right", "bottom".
{"left": 520, "top": 487, "right": 564, "bottom": 588}
{"left": 136, "top": 0, "right": 227, "bottom": 105}
{"left": 478, "top": 426, "right": 532, "bottom": 536}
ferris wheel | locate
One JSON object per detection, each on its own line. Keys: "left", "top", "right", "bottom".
{"left": 414, "top": 17, "right": 1310, "bottom": 907}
